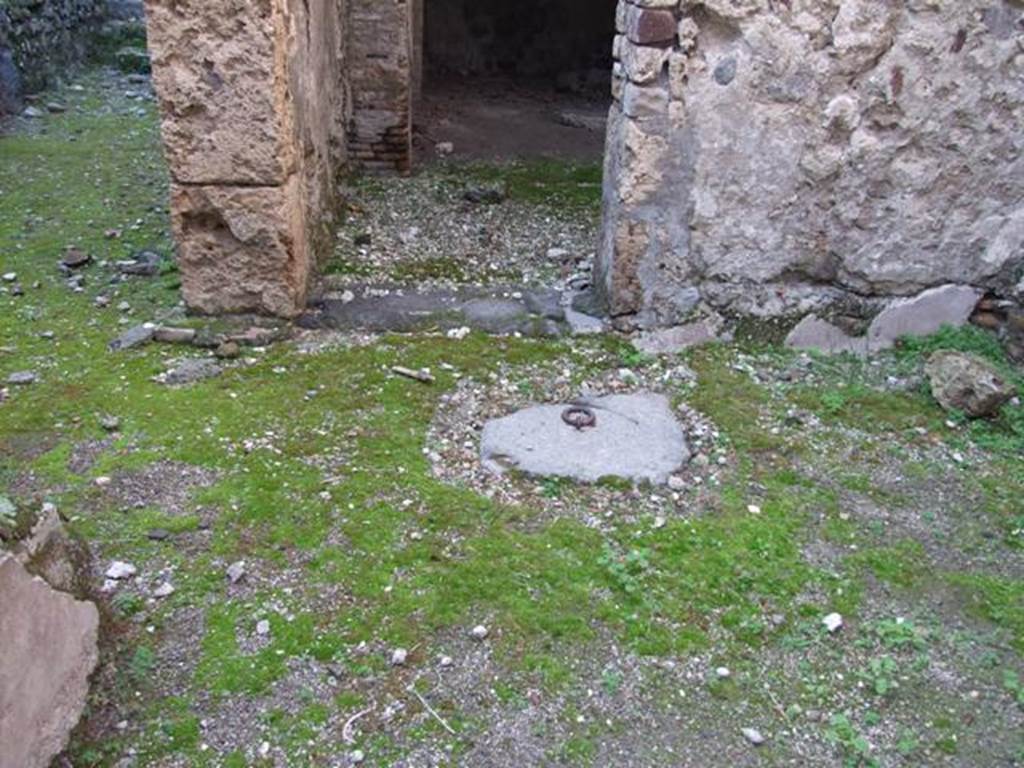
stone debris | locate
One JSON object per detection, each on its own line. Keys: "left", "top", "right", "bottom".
{"left": 480, "top": 392, "right": 690, "bottom": 485}
{"left": 867, "top": 285, "right": 983, "bottom": 353}
{"left": 99, "top": 415, "right": 121, "bottom": 432}
{"left": 786, "top": 285, "right": 985, "bottom": 356}
{"left": 60, "top": 246, "right": 92, "bottom": 270}
{"left": 925, "top": 351, "right": 1015, "bottom": 418}
{"left": 226, "top": 560, "right": 247, "bottom": 584}
{"left": 156, "top": 357, "right": 223, "bottom": 386}
{"left": 823, "top": 613, "right": 844, "bottom": 634}
{"left": 742, "top": 728, "right": 766, "bottom": 747}
{"left": 108, "top": 323, "right": 155, "bottom": 351}
{"left": 118, "top": 250, "right": 162, "bottom": 277}
{"left": 0, "top": 556, "right": 99, "bottom": 768}
{"left": 105, "top": 561, "right": 137, "bottom": 580}
{"left": 633, "top": 318, "right": 728, "bottom": 355}
{"left": 7, "top": 370, "right": 37, "bottom": 385}
{"left": 391, "top": 647, "right": 408, "bottom": 666}
{"left": 153, "top": 326, "right": 197, "bottom": 344}
{"left": 786, "top": 315, "right": 867, "bottom": 357}
{"left": 214, "top": 341, "right": 241, "bottom": 360}
{"left": 1, "top": 271, "right": 16, "bottom": 282}
{"left": 153, "top": 582, "right": 175, "bottom": 598}
{"left": 470, "top": 624, "right": 489, "bottom": 641}
{"left": 462, "top": 183, "right": 506, "bottom": 205}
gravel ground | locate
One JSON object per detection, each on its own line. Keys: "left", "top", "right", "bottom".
{"left": 327, "top": 172, "right": 600, "bottom": 294}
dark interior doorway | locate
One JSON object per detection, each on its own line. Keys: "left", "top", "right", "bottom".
{"left": 414, "top": 0, "right": 618, "bottom": 164}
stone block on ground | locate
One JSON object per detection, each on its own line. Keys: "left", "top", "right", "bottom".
{"left": 868, "top": 285, "right": 983, "bottom": 352}
{"left": 786, "top": 315, "right": 868, "bottom": 356}
{"left": 925, "top": 350, "right": 1015, "bottom": 418}
{"left": 0, "top": 555, "right": 99, "bottom": 768}
{"left": 480, "top": 393, "right": 690, "bottom": 485}
{"left": 633, "top": 318, "right": 726, "bottom": 355}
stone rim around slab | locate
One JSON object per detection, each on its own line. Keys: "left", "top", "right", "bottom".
{"left": 480, "top": 392, "right": 690, "bottom": 485}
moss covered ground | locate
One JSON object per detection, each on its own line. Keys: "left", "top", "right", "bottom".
{"left": 1, "top": 71, "right": 1023, "bottom": 767}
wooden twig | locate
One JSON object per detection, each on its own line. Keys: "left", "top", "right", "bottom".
{"left": 407, "top": 685, "right": 456, "bottom": 735}
{"left": 391, "top": 366, "right": 435, "bottom": 384}
{"left": 342, "top": 704, "right": 375, "bottom": 744}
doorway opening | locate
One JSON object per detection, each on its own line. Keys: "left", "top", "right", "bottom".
{"left": 412, "top": 0, "right": 617, "bottom": 164}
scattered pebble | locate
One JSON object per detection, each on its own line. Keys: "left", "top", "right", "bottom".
{"left": 226, "top": 561, "right": 247, "bottom": 584}
{"left": 391, "top": 647, "right": 409, "bottom": 666}
{"left": 153, "top": 582, "right": 175, "bottom": 598}
{"left": 105, "top": 561, "right": 137, "bottom": 580}
{"left": 823, "top": 613, "right": 844, "bottom": 634}
{"left": 7, "top": 371, "right": 36, "bottom": 386}
{"left": 99, "top": 415, "right": 121, "bottom": 432}
{"left": 742, "top": 727, "right": 766, "bottom": 746}
{"left": 256, "top": 619, "right": 271, "bottom": 636}
{"left": 471, "top": 624, "right": 489, "bottom": 641}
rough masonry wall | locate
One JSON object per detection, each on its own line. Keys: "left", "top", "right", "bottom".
{"left": 0, "top": 0, "right": 108, "bottom": 113}
{"left": 348, "top": 0, "right": 412, "bottom": 173}
{"left": 144, "top": 0, "right": 348, "bottom": 317}
{"left": 597, "top": 0, "right": 1024, "bottom": 330}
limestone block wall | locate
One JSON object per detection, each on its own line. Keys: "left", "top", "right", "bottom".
{"left": 144, "top": 0, "right": 348, "bottom": 317}
{"left": 348, "top": 0, "right": 412, "bottom": 173}
{"left": 596, "top": 0, "right": 1024, "bottom": 330}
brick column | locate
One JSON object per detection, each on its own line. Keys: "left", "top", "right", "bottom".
{"left": 347, "top": 0, "right": 413, "bottom": 173}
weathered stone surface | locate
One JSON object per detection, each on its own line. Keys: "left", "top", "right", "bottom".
{"left": 598, "top": 0, "right": 1024, "bottom": 327}
{"left": 0, "top": 555, "right": 99, "bottom": 768}
{"left": 307, "top": 285, "right": 567, "bottom": 336}
{"left": 109, "top": 323, "right": 154, "bottom": 351}
{"left": 925, "top": 350, "right": 1015, "bottom": 418}
{"left": 480, "top": 392, "right": 690, "bottom": 484}
{"left": 170, "top": 181, "right": 311, "bottom": 317}
{"left": 786, "top": 315, "right": 868, "bottom": 357}
{"left": 145, "top": 0, "right": 347, "bottom": 317}
{"left": 634, "top": 317, "right": 726, "bottom": 355}
{"left": 144, "top": 0, "right": 297, "bottom": 185}
{"left": 867, "top": 285, "right": 982, "bottom": 352}
{"left": 158, "top": 357, "right": 223, "bottom": 386}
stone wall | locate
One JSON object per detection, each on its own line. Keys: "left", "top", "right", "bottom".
{"left": 596, "top": 0, "right": 1024, "bottom": 331}
{"left": 144, "top": 0, "right": 348, "bottom": 317}
{"left": 347, "top": 0, "right": 412, "bottom": 173}
{"left": 0, "top": 0, "right": 108, "bottom": 113}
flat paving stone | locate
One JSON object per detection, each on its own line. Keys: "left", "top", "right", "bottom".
{"left": 302, "top": 285, "right": 569, "bottom": 337}
{"left": 480, "top": 392, "right": 689, "bottom": 485}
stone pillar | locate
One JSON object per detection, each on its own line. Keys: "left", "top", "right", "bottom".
{"left": 144, "top": 0, "right": 345, "bottom": 317}
{"left": 594, "top": 0, "right": 697, "bottom": 330}
{"left": 347, "top": 0, "right": 413, "bottom": 173}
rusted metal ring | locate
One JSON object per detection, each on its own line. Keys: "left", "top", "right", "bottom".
{"left": 561, "top": 406, "right": 597, "bottom": 431}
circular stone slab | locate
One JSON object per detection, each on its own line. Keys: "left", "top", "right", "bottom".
{"left": 480, "top": 393, "right": 690, "bottom": 485}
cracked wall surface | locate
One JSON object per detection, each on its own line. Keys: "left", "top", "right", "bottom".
{"left": 145, "top": 0, "right": 348, "bottom": 316}
{"left": 596, "top": 0, "right": 1024, "bottom": 329}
